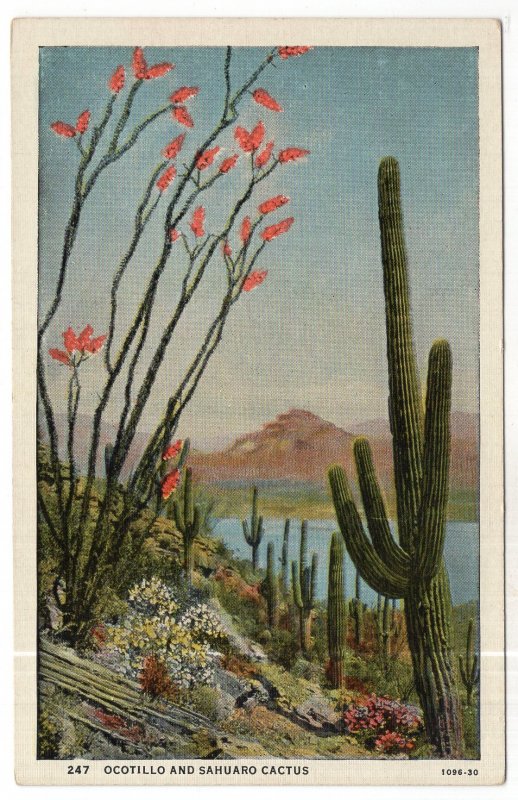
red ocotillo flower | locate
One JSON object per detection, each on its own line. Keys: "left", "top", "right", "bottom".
{"left": 109, "top": 65, "right": 125, "bottom": 94}
{"left": 161, "top": 469, "right": 181, "bottom": 500}
{"left": 162, "top": 440, "right": 183, "bottom": 460}
{"left": 278, "top": 46, "right": 312, "bottom": 59}
{"left": 63, "top": 326, "right": 79, "bottom": 353}
{"left": 255, "top": 140, "right": 274, "bottom": 168}
{"left": 172, "top": 105, "right": 194, "bottom": 128}
{"left": 219, "top": 154, "right": 239, "bottom": 173}
{"left": 132, "top": 47, "right": 148, "bottom": 79}
{"left": 50, "top": 121, "right": 77, "bottom": 138}
{"left": 234, "top": 121, "right": 265, "bottom": 153}
{"left": 156, "top": 165, "right": 176, "bottom": 192}
{"left": 77, "top": 325, "right": 94, "bottom": 350}
{"left": 258, "top": 195, "right": 290, "bottom": 215}
{"left": 196, "top": 146, "right": 221, "bottom": 170}
{"left": 170, "top": 86, "right": 199, "bottom": 104}
{"left": 75, "top": 110, "right": 91, "bottom": 134}
{"left": 222, "top": 241, "right": 232, "bottom": 257}
{"left": 278, "top": 147, "right": 310, "bottom": 163}
{"left": 162, "top": 133, "right": 185, "bottom": 160}
{"left": 145, "top": 62, "right": 174, "bottom": 79}
{"left": 190, "top": 206, "right": 205, "bottom": 238}
{"left": 85, "top": 335, "right": 107, "bottom": 354}
{"left": 261, "top": 217, "right": 294, "bottom": 241}
{"left": 49, "top": 348, "right": 71, "bottom": 366}
{"left": 243, "top": 270, "right": 268, "bottom": 292}
{"left": 252, "top": 88, "right": 283, "bottom": 112}
{"left": 169, "top": 228, "right": 181, "bottom": 242}
{"left": 240, "top": 216, "right": 252, "bottom": 243}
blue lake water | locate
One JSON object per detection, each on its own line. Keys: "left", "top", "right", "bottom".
{"left": 212, "top": 518, "right": 479, "bottom": 608}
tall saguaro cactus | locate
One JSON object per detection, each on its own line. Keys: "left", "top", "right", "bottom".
{"left": 242, "top": 486, "right": 264, "bottom": 570}
{"left": 328, "top": 157, "right": 463, "bottom": 757}
{"left": 349, "top": 569, "right": 363, "bottom": 647}
{"left": 327, "top": 532, "right": 347, "bottom": 688}
{"left": 171, "top": 467, "right": 201, "bottom": 585}
{"left": 291, "top": 520, "right": 318, "bottom": 654}
{"left": 262, "top": 541, "right": 279, "bottom": 629}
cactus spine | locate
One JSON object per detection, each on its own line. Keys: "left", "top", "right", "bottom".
{"left": 262, "top": 541, "right": 279, "bottom": 628}
{"left": 327, "top": 532, "right": 347, "bottom": 688}
{"left": 171, "top": 467, "right": 200, "bottom": 584}
{"left": 281, "top": 519, "right": 290, "bottom": 597}
{"left": 328, "top": 157, "right": 463, "bottom": 757}
{"left": 459, "top": 618, "right": 479, "bottom": 707}
{"left": 242, "top": 486, "right": 264, "bottom": 570}
{"left": 291, "top": 520, "right": 318, "bottom": 654}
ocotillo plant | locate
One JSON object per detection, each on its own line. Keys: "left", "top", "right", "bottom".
{"left": 459, "top": 618, "right": 479, "bottom": 708}
{"left": 349, "top": 569, "right": 363, "bottom": 647}
{"left": 281, "top": 519, "right": 290, "bottom": 597}
{"left": 327, "top": 532, "right": 347, "bottom": 688}
{"left": 242, "top": 486, "right": 264, "bottom": 570}
{"left": 37, "top": 45, "right": 311, "bottom": 645}
{"left": 104, "top": 443, "right": 114, "bottom": 478}
{"left": 262, "top": 541, "right": 279, "bottom": 628}
{"left": 328, "top": 157, "right": 464, "bottom": 757}
{"left": 291, "top": 520, "right": 318, "bottom": 654}
{"left": 171, "top": 467, "right": 201, "bottom": 585}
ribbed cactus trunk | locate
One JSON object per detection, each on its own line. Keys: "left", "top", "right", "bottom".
{"left": 281, "top": 519, "right": 290, "bottom": 597}
{"left": 172, "top": 467, "right": 200, "bottom": 586}
{"left": 352, "top": 569, "right": 363, "bottom": 646}
{"left": 291, "top": 521, "right": 317, "bottom": 655}
{"left": 263, "top": 541, "right": 279, "bottom": 628}
{"left": 328, "top": 157, "right": 463, "bottom": 758}
{"left": 242, "top": 486, "right": 264, "bottom": 570}
{"left": 327, "top": 532, "right": 347, "bottom": 688}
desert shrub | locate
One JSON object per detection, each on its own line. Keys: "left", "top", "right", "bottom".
{"left": 344, "top": 694, "right": 423, "bottom": 754}
{"left": 265, "top": 628, "right": 299, "bottom": 670}
{"left": 38, "top": 707, "right": 61, "bottom": 759}
{"left": 139, "top": 655, "right": 174, "bottom": 698}
{"left": 104, "top": 577, "right": 227, "bottom": 689}
{"left": 183, "top": 685, "right": 225, "bottom": 723}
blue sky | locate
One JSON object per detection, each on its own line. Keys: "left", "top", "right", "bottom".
{"left": 39, "top": 45, "right": 479, "bottom": 448}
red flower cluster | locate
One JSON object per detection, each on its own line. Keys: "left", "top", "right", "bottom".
{"left": 196, "top": 146, "right": 221, "bottom": 170}
{"left": 374, "top": 731, "right": 415, "bottom": 755}
{"left": 169, "top": 228, "right": 180, "bottom": 242}
{"left": 162, "top": 133, "right": 185, "bottom": 160}
{"left": 258, "top": 195, "right": 290, "bottom": 215}
{"left": 190, "top": 206, "right": 205, "bottom": 238}
{"left": 235, "top": 121, "right": 265, "bottom": 153}
{"left": 162, "top": 440, "right": 183, "bottom": 461}
{"left": 278, "top": 46, "right": 312, "bottom": 59}
{"left": 240, "top": 216, "right": 252, "bottom": 243}
{"left": 243, "top": 270, "right": 267, "bottom": 292}
{"left": 219, "top": 154, "right": 239, "bottom": 173}
{"left": 49, "top": 325, "right": 106, "bottom": 367}
{"left": 51, "top": 109, "right": 92, "bottom": 139}
{"left": 132, "top": 47, "right": 174, "bottom": 81}
{"left": 170, "top": 87, "right": 199, "bottom": 129}
{"left": 255, "top": 140, "right": 274, "bottom": 169}
{"left": 252, "top": 88, "right": 283, "bottom": 112}
{"left": 278, "top": 147, "right": 310, "bottom": 163}
{"left": 161, "top": 468, "right": 181, "bottom": 500}
{"left": 156, "top": 165, "right": 176, "bottom": 192}
{"left": 109, "top": 65, "right": 125, "bottom": 94}
{"left": 343, "top": 695, "right": 422, "bottom": 753}
{"left": 261, "top": 217, "right": 294, "bottom": 241}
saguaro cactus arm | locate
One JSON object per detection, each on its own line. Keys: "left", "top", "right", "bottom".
{"left": 353, "top": 437, "right": 410, "bottom": 574}
{"left": 416, "top": 339, "right": 452, "bottom": 579}
{"left": 328, "top": 464, "right": 409, "bottom": 598}
{"left": 291, "top": 561, "right": 303, "bottom": 609}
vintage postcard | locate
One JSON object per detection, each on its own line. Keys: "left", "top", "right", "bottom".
{"left": 12, "top": 17, "right": 503, "bottom": 785}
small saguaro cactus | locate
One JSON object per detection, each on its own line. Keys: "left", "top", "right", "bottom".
{"left": 291, "top": 520, "right": 318, "bottom": 654}
{"left": 328, "top": 156, "right": 463, "bottom": 757}
{"left": 327, "top": 532, "right": 347, "bottom": 688}
{"left": 261, "top": 541, "right": 279, "bottom": 629}
{"left": 281, "top": 519, "right": 290, "bottom": 596}
{"left": 459, "top": 618, "right": 480, "bottom": 708}
{"left": 375, "top": 594, "right": 399, "bottom": 676}
{"left": 242, "top": 486, "right": 264, "bottom": 570}
{"left": 171, "top": 467, "right": 201, "bottom": 584}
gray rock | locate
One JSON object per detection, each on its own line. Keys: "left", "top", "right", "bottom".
{"left": 292, "top": 695, "right": 342, "bottom": 733}
{"left": 208, "top": 599, "right": 268, "bottom": 662}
